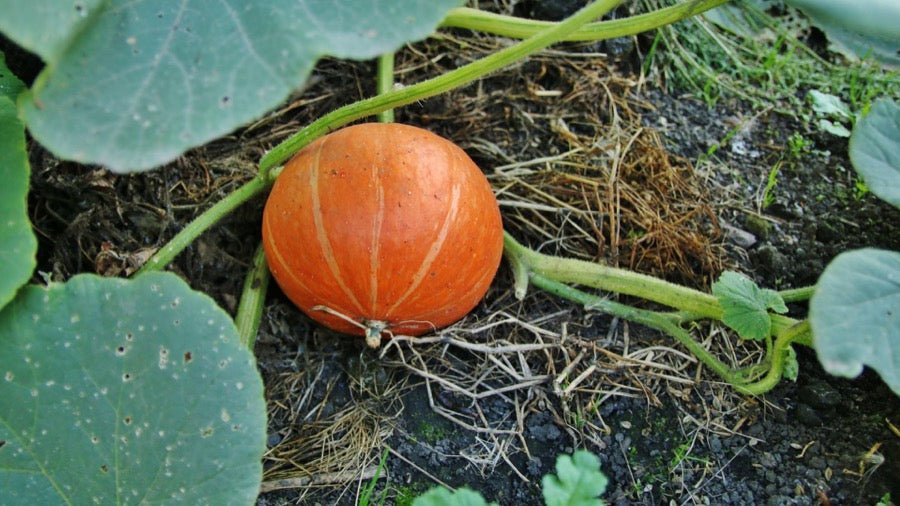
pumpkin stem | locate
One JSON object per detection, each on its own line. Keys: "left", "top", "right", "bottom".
{"left": 364, "top": 321, "right": 389, "bottom": 349}
{"left": 311, "top": 305, "right": 388, "bottom": 348}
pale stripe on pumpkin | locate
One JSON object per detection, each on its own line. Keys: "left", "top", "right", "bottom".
{"left": 386, "top": 184, "right": 462, "bottom": 317}
{"left": 369, "top": 165, "right": 385, "bottom": 314}
{"left": 309, "top": 138, "right": 367, "bottom": 315}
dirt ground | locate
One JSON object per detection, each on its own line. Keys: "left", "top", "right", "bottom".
{"left": 19, "top": 4, "right": 900, "bottom": 506}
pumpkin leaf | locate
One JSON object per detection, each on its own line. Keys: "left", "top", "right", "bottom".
{"left": 0, "top": 0, "right": 106, "bottom": 63}
{"left": 810, "top": 248, "right": 900, "bottom": 395}
{"left": 0, "top": 95, "right": 36, "bottom": 310}
{"left": 785, "top": 0, "right": 900, "bottom": 68}
{"left": 0, "top": 272, "right": 266, "bottom": 504}
{"left": 713, "top": 271, "right": 788, "bottom": 341}
{"left": 849, "top": 98, "right": 900, "bottom": 208}
{"left": 6, "top": 0, "right": 462, "bottom": 173}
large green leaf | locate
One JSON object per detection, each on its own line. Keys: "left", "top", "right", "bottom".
{"left": 785, "top": 0, "right": 900, "bottom": 67}
{"left": 6, "top": 0, "right": 462, "bottom": 172}
{"left": 849, "top": 98, "right": 900, "bottom": 208}
{"left": 0, "top": 272, "right": 266, "bottom": 504}
{"left": 810, "top": 249, "right": 900, "bottom": 395}
{"left": 0, "top": 95, "right": 36, "bottom": 310}
{"left": 0, "top": 0, "right": 106, "bottom": 63}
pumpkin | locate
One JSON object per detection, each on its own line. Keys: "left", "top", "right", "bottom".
{"left": 262, "top": 123, "right": 504, "bottom": 347}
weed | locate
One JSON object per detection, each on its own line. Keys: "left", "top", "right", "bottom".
{"left": 854, "top": 178, "right": 870, "bottom": 200}
{"left": 762, "top": 161, "right": 782, "bottom": 210}
{"left": 416, "top": 421, "right": 448, "bottom": 444}
{"left": 787, "top": 132, "right": 811, "bottom": 159}
{"left": 669, "top": 442, "right": 711, "bottom": 472}
{"left": 395, "top": 483, "right": 429, "bottom": 506}
{"left": 641, "top": 0, "right": 899, "bottom": 119}
{"left": 359, "top": 448, "right": 390, "bottom": 506}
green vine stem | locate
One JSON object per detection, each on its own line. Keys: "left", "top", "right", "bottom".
{"left": 504, "top": 232, "right": 800, "bottom": 334}
{"left": 778, "top": 285, "right": 815, "bottom": 303}
{"left": 258, "top": 0, "right": 728, "bottom": 173}
{"left": 440, "top": 0, "right": 728, "bottom": 41}
{"left": 738, "top": 320, "right": 811, "bottom": 395}
{"left": 376, "top": 52, "right": 396, "bottom": 123}
{"left": 235, "top": 244, "right": 270, "bottom": 349}
{"left": 136, "top": 172, "right": 275, "bottom": 275}
{"left": 504, "top": 231, "right": 818, "bottom": 394}
{"left": 505, "top": 232, "right": 717, "bottom": 317}
{"left": 527, "top": 273, "right": 746, "bottom": 387}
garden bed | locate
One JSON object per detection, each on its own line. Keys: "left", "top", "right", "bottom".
{"left": 13, "top": 2, "right": 899, "bottom": 505}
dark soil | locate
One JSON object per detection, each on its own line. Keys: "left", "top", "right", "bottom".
{"left": 19, "top": 7, "right": 900, "bottom": 506}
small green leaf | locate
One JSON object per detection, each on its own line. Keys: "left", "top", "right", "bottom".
{"left": 0, "top": 50, "right": 25, "bottom": 101}
{"left": 810, "top": 249, "right": 900, "bottom": 395}
{"left": 542, "top": 450, "right": 607, "bottom": 506}
{"left": 0, "top": 272, "right": 266, "bottom": 504}
{"left": 849, "top": 98, "right": 900, "bottom": 208}
{"left": 713, "top": 271, "right": 788, "bottom": 341}
{"left": 12, "top": 0, "right": 462, "bottom": 172}
{"left": 412, "top": 487, "right": 498, "bottom": 506}
{"left": 818, "top": 119, "right": 852, "bottom": 137}
{"left": 809, "top": 90, "right": 852, "bottom": 119}
{"left": 0, "top": 96, "right": 36, "bottom": 310}
{"left": 783, "top": 345, "right": 799, "bottom": 382}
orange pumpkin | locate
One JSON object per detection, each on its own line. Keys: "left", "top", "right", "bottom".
{"left": 262, "top": 123, "right": 504, "bottom": 347}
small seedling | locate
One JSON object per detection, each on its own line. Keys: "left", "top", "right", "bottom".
{"left": 411, "top": 450, "right": 608, "bottom": 506}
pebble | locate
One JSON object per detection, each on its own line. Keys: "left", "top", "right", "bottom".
{"left": 798, "top": 382, "right": 842, "bottom": 409}
{"left": 755, "top": 244, "right": 788, "bottom": 273}
{"left": 768, "top": 495, "right": 792, "bottom": 506}
{"left": 808, "top": 456, "right": 826, "bottom": 470}
{"left": 709, "top": 435, "right": 723, "bottom": 453}
{"left": 723, "top": 223, "right": 757, "bottom": 248}
{"left": 795, "top": 403, "right": 824, "bottom": 426}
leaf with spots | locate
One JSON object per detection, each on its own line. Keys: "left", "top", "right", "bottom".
{"left": 0, "top": 272, "right": 266, "bottom": 505}
{"left": 0, "top": 92, "right": 36, "bottom": 310}
{"left": 849, "top": 98, "right": 900, "bottom": 208}
{"left": 810, "top": 249, "right": 900, "bottom": 395}
{"left": 0, "top": 0, "right": 106, "bottom": 63}
{"left": 6, "top": 0, "right": 462, "bottom": 172}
